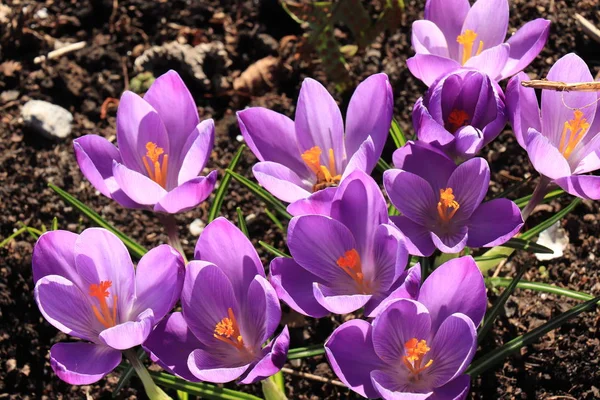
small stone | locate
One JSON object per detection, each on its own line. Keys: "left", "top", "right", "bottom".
{"left": 0, "top": 90, "right": 19, "bottom": 103}
{"left": 5, "top": 358, "right": 16, "bottom": 372}
{"left": 236, "top": 135, "right": 243, "bottom": 142}
{"left": 584, "top": 213, "right": 596, "bottom": 222}
{"left": 189, "top": 218, "right": 205, "bottom": 236}
{"left": 21, "top": 100, "right": 73, "bottom": 139}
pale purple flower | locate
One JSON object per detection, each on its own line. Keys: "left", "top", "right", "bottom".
{"left": 144, "top": 218, "right": 289, "bottom": 384}
{"left": 506, "top": 53, "right": 600, "bottom": 199}
{"left": 270, "top": 170, "right": 417, "bottom": 318}
{"left": 237, "top": 74, "right": 393, "bottom": 207}
{"left": 74, "top": 70, "right": 217, "bottom": 214}
{"left": 407, "top": 0, "right": 550, "bottom": 86}
{"left": 325, "top": 256, "right": 486, "bottom": 400}
{"left": 32, "top": 228, "right": 185, "bottom": 384}
{"left": 384, "top": 142, "right": 523, "bottom": 256}
{"left": 413, "top": 69, "right": 506, "bottom": 161}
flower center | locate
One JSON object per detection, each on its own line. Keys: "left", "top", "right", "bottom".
{"left": 214, "top": 308, "right": 245, "bottom": 350}
{"left": 437, "top": 188, "right": 460, "bottom": 223}
{"left": 336, "top": 249, "right": 370, "bottom": 294}
{"left": 402, "top": 338, "right": 433, "bottom": 377}
{"left": 142, "top": 142, "right": 169, "bottom": 188}
{"left": 446, "top": 109, "right": 470, "bottom": 133}
{"left": 89, "top": 280, "right": 118, "bottom": 329}
{"left": 457, "top": 30, "right": 483, "bottom": 65}
{"left": 558, "top": 109, "right": 590, "bottom": 159}
{"left": 301, "top": 146, "right": 342, "bottom": 192}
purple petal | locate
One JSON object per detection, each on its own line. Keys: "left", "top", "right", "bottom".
{"left": 526, "top": 129, "right": 571, "bottom": 179}
{"left": 252, "top": 162, "right": 312, "bottom": 203}
{"left": 345, "top": 73, "right": 393, "bottom": 160}
{"left": 453, "top": 126, "right": 485, "bottom": 159}
{"left": 461, "top": 0, "right": 508, "bottom": 49}
{"left": 371, "top": 370, "right": 432, "bottom": 400}
{"left": 407, "top": 54, "right": 461, "bottom": 87}
{"left": 99, "top": 308, "right": 154, "bottom": 350}
{"left": 383, "top": 169, "right": 437, "bottom": 226}
{"left": 424, "top": 0, "right": 470, "bottom": 59}
{"left": 467, "top": 199, "right": 523, "bottom": 247}
{"left": 239, "top": 326, "right": 290, "bottom": 384}
{"left": 446, "top": 157, "right": 490, "bottom": 219}
{"left": 131, "top": 244, "right": 185, "bottom": 321}
{"left": 32, "top": 230, "right": 79, "bottom": 286}
{"left": 463, "top": 44, "right": 510, "bottom": 81}
{"left": 154, "top": 171, "right": 217, "bottom": 214}
{"left": 237, "top": 108, "right": 309, "bottom": 176}
{"left": 341, "top": 136, "right": 378, "bottom": 178}
{"left": 413, "top": 108, "right": 456, "bottom": 150}
{"left": 194, "top": 217, "right": 264, "bottom": 300}
{"left": 430, "top": 375, "right": 471, "bottom": 400}
{"left": 188, "top": 349, "right": 250, "bottom": 383}
{"left": 574, "top": 148, "right": 600, "bottom": 175}
{"left": 428, "top": 314, "right": 477, "bottom": 387}
{"left": 390, "top": 216, "right": 436, "bottom": 257}
{"left": 506, "top": 72, "right": 541, "bottom": 148}
{"left": 242, "top": 275, "right": 282, "bottom": 348}
{"left": 295, "top": 78, "right": 344, "bottom": 173}
{"left": 112, "top": 161, "right": 167, "bottom": 205}
{"left": 73, "top": 135, "right": 122, "bottom": 198}
{"left": 325, "top": 319, "right": 383, "bottom": 398}
{"left": 34, "top": 275, "right": 100, "bottom": 342}
{"left": 269, "top": 257, "right": 329, "bottom": 318}
{"left": 555, "top": 175, "right": 600, "bottom": 200}
{"left": 287, "top": 187, "right": 335, "bottom": 217}
{"left": 430, "top": 225, "right": 469, "bottom": 253}
{"left": 412, "top": 20, "right": 450, "bottom": 57}
{"left": 143, "top": 312, "right": 202, "bottom": 382}
{"left": 177, "top": 119, "right": 215, "bottom": 185}
{"left": 313, "top": 283, "right": 371, "bottom": 314}
{"left": 418, "top": 256, "right": 486, "bottom": 330}
{"left": 500, "top": 19, "right": 551, "bottom": 79}
{"left": 50, "top": 342, "right": 121, "bottom": 385}
{"left": 366, "top": 264, "right": 422, "bottom": 318}
{"left": 369, "top": 224, "right": 409, "bottom": 294}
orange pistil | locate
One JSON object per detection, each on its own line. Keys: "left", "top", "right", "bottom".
{"left": 457, "top": 30, "right": 483, "bottom": 65}
{"left": 446, "top": 109, "right": 470, "bottom": 133}
{"left": 214, "top": 308, "right": 245, "bottom": 350}
{"left": 89, "top": 280, "right": 118, "bottom": 329}
{"left": 301, "top": 146, "right": 342, "bottom": 192}
{"left": 402, "top": 338, "right": 433, "bottom": 377}
{"left": 437, "top": 187, "right": 460, "bottom": 223}
{"left": 142, "top": 142, "right": 169, "bottom": 188}
{"left": 558, "top": 109, "right": 590, "bottom": 159}
{"left": 336, "top": 249, "right": 370, "bottom": 293}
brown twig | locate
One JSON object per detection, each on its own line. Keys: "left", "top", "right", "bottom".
{"left": 521, "top": 80, "right": 600, "bottom": 92}
{"left": 33, "top": 41, "right": 86, "bottom": 64}
{"left": 574, "top": 13, "right": 600, "bottom": 44}
{"left": 280, "top": 367, "right": 346, "bottom": 388}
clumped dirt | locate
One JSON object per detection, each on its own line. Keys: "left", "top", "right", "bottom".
{"left": 1, "top": 0, "right": 599, "bottom": 399}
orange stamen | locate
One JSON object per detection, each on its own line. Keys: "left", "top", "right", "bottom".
{"left": 446, "top": 109, "right": 470, "bottom": 133}
{"left": 143, "top": 142, "right": 169, "bottom": 188}
{"left": 213, "top": 308, "right": 245, "bottom": 350}
{"left": 336, "top": 249, "right": 370, "bottom": 293}
{"left": 437, "top": 188, "right": 460, "bottom": 223}
{"left": 403, "top": 338, "right": 433, "bottom": 377}
{"left": 558, "top": 109, "right": 590, "bottom": 159}
{"left": 89, "top": 281, "right": 118, "bottom": 329}
{"left": 457, "top": 30, "right": 482, "bottom": 65}
{"left": 301, "top": 146, "right": 342, "bottom": 192}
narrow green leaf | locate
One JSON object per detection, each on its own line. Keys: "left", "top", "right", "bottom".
{"left": 491, "top": 176, "right": 532, "bottom": 200}
{"left": 208, "top": 145, "right": 246, "bottom": 222}
{"left": 489, "top": 278, "right": 595, "bottom": 301}
{"left": 287, "top": 345, "right": 325, "bottom": 359}
{"left": 376, "top": 157, "right": 392, "bottom": 173}
{"left": 236, "top": 207, "right": 249, "bottom": 238}
{"left": 467, "top": 295, "right": 600, "bottom": 377}
{"left": 388, "top": 204, "right": 399, "bottom": 216}
{"left": 48, "top": 183, "right": 147, "bottom": 258}
{"left": 113, "top": 350, "right": 147, "bottom": 397}
{"left": 521, "top": 198, "right": 581, "bottom": 240}
{"left": 51, "top": 217, "right": 58, "bottom": 231}
{"left": 265, "top": 208, "right": 285, "bottom": 232}
{"left": 259, "top": 241, "right": 290, "bottom": 258}
{"left": 177, "top": 391, "right": 189, "bottom": 400}
{"left": 501, "top": 237, "right": 553, "bottom": 254}
{"left": 0, "top": 226, "right": 28, "bottom": 248}
{"left": 389, "top": 118, "right": 406, "bottom": 148}
{"left": 514, "top": 188, "right": 565, "bottom": 208}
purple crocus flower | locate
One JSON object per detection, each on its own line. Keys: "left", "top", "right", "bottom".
{"left": 413, "top": 69, "right": 507, "bottom": 161}
{"left": 32, "top": 228, "right": 185, "bottom": 384}
{"left": 74, "top": 70, "right": 217, "bottom": 214}
{"left": 407, "top": 0, "right": 550, "bottom": 86}
{"left": 237, "top": 74, "right": 393, "bottom": 207}
{"left": 325, "top": 256, "right": 486, "bottom": 399}
{"left": 506, "top": 53, "right": 600, "bottom": 200}
{"left": 144, "top": 218, "right": 290, "bottom": 384}
{"left": 270, "top": 170, "right": 418, "bottom": 318}
{"left": 384, "top": 142, "right": 523, "bottom": 256}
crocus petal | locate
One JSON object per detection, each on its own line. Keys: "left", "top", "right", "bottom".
{"left": 407, "top": 54, "right": 461, "bottom": 87}
{"left": 99, "top": 308, "right": 154, "bottom": 350}
{"left": 242, "top": 275, "right": 282, "bottom": 348}
{"left": 34, "top": 275, "right": 100, "bottom": 342}
{"left": 467, "top": 199, "right": 523, "bottom": 247}
{"left": 177, "top": 119, "right": 215, "bottom": 185}
{"left": 505, "top": 72, "right": 541, "bottom": 148}
{"left": 188, "top": 349, "right": 250, "bottom": 383}
{"left": 412, "top": 20, "right": 450, "bottom": 57}
{"left": 574, "top": 149, "right": 600, "bottom": 175}
{"left": 446, "top": 157, "right": 490, "bottom": 219}
{"left": 430, "top": 225, "right": 469, "bottom": 253}
{"left": 269, "top": 257, "right": 329, "bottom": 318}
{"left": 369, "top": 223, "right": 409, "bottom": 294}
{"left": 50, "top": 342, "right": 121, "bottom": 385}
{"left": 73, "top": 135, "right": 122, "bottom": 198}
{"left": 371, "top": 370, "right": 432, "bottom": 400}
{"left": 345, "top": 74, "right": 393, "bottom": 161}
{"left": 366, "top": 264, "right": 422, "bottom": 318}
{"left": 430, "top": 375, "right": 471, "bottom": 400}
{"left": 453, "top": 126, "right": 485, "bottom": 159}
{"left": 555, "top": 175, "right": 600, "bottom": 200}
{"left": 313, "top": 282, "right": 372, "bottom": 314}
{"left": 341, "top": 136, "right": 378, "bottom": 178}
{"left": 237, "top": 108, "right": 309, "bottom": 176}
{"left": 32, "top": 230, "right": 79, "bottom": 285}
{"left": 287, "top": 187, "right": 336, "bottom": 217}
{"left": 464, "top": 44, "right": 510, "bottom": 81}
{"left": 413, "top": 108, "right": 456, "bottom": 149}
{"left": 525, "top": 129, "right": 571, "bottom": 179}
{"left": 390, "top": 216, "right": 436, "bottom": 257}
{"left": 325, "top": 319, "right": 383, "bottom": 399}
{"left": 424, "top": 0, "right": 470, "bottom": 59}
{"left": 154, "top": 171, "right": 217, "bottom": 214}
{"left": 295, "top": 78, "right": 344, "bottom": 173}
{"left": 112, "top": 161, "right": 168, "bottom": 205}
{"left": 428, "top": 314, "right": 477, "bottom": 387}
{"left": 384, "top": 169, "right": 437, "bottom": 226}
{"left": 194, "top": 217, "right": 264, "bottom": 300}
{"left": 418, "top": 256, "right": 486, "bottom": 330}
{"left": 252, "top": 162, "right": 312, "bottom": 203}
{"left": 500, "top": 19, "right": 551, "bottom": 79}
{"left": 143, "top": 312, "right": 202, "bottom": 382}
{"left": 461, "top": 0, "right": 508, "bottom": 49}
{"left": 238, "top": 326, "right": 290, "bottom": 384}
{"left": 131, "top": 244, "right": 185, "bottom": 321}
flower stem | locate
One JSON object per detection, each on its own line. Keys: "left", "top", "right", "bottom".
{"left": 124, "top": 349, "right": 172, "bottom": 400}
{"left": 158, "top": 214, "right": 188, "bottom": 263}
{"left": 521, "top": 175, "right": 551, "bottom": 221}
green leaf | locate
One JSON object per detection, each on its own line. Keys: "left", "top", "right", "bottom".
{"left": 389, "top": 118, "right": 406, "bottom": 148}
{"left": 467, "top": 295, "right": 600, "bottom": 377}
{"left": 208, "top": 145, "right": 246, "bottom": 222}
{"left": 226, "top": 169, "right": 292, "bottom": 220}
{"left": 488, "top": 278, "right": 595, "bottom": 301}
{"left": 51, "top": 216, "right": 58, "bottom": 231}
{"left": 514, "top": 188, "right": 565, "bottom": 208}
{"left": 264, "top": 208, "right": 285, "bottom": 232}
{"left": 113, "top": 349, "right": 147, "bottom": 398}
{"left": 236, "top": 207, "right": 249, "bottom": 238}
{"left": 0, "top": 226, "right": 28, "bottom": 248}
{"left": 272, "top": 371, "right": 285, "bottom": 392}
{"left": 501, "top": 237, "right": 553, "bottom": 254}
{"left": 48, "top": 183, "right": 147, "bottom": 258}
{"left": 262, "top": 374, "right": 287, "bottom": 400}
{"left": 376, "top": 157, "right": 393, "bottom": 173}
{"left": 287, "top": 344, "right": 325, "bottom": 359}
{"left": 259, "top": 241, "right": 290, "bottom": 258}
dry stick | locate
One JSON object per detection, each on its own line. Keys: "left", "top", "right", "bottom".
{"left": 34, "top": 41, "right": 86, "bottom": 64}
{"left": 280, "top": 367, "right": 346, "bottom": 388}
{"left": 521, "top": 80, "right": 600, "bottom": 92}
{"left": 574, "top": 13, "right": 600, "bottom": 44}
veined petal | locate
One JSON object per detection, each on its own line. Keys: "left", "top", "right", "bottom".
{"left": 384, "top": 169, "right": 437, "bottom": 226}
{"left": 446, "top": 157, "right": 490, "bottom": 220}
{"left": 463, "top": 44, "right": 510, "bottom": 81}
{"left": 412, "top": 20, "right": 450, "bottom": 57}
{"left": 555, "top": 175, "right": 600, "bottom": 200}
{"left": 500, "top": 19, "right": 551, "bottom": 79}
{"left": 424, "top": 0, "right": 470, "bottom": 59}
{"left": 50, "top": 342, "right": 121, "bottom": 385}
{"left": 453, "top": 126, "right": 485, "bottom": 160}
{"left": 461, "top": 0, "right": 509, "bottom": 50}
{"left": 99, "top": 308, "right": 154, "bottom": 350}
{"left": 313, "top": 283, "right": 372, "bottom": 314}
{"left": 467, "top": 199, "right": 523, "bottom": 247}
{"left": 505, "top": 72, "right": 541, "bottom": 148}
{"left": 238, "top": 326, "right": 290, "bottom": 384}
{"left": 112, "top": 161, "right": 168, "bottom": 205}
{"left": 32, "top": 230, "right": 79, "bottom": 286}
{"left": 525, "top": 129, "right": 571, "bottom": 179}
{"left": 341, "top": 136, "right": 378, "bottom": 178}
{"left": 242, "top": 275, "right": 282, "bottom": 348}
{"left": 252, "top": 162, "right": 313, "bottom": 203}
{"left": 430, "top": 225, "right": 469, "bottom": 254}
{"left": 73, "top": 135, "right": 122, "bottom": 198}
{"left": 407, "top": 54, "right": 461, "bottom": 87}
{"left": 187, "top": 349, "right": 250, "bottom": 383}
{"left": 177, "top": 119, "right": 215, "bottom": 186}
{"left": 287, "top": 187, "right": 335, "bottom": 217}
{"left": 390, "top": 216, "right": 436, "bottom": 257}
{"left": 154, "top": 171, "right": 217, "bottom": 214}
{"left": 429, "top": 375, "right": 471, "bottom": 400}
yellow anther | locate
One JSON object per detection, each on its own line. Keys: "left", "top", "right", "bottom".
{"left": 301, "top": 146, "right": 342, "bottom": 192}
{"left": 402, "top": 338, "right": 433, "bottom": 377}
{"left": 457, "top": 30, "right": 483, "bottom": 65}
{"left": 437, "top": 188, "right": 460, "bottom": 223}
{"left": 558, "top": 109, "right": 590, "bottom": 159}
{"left": 142, "top": 142, "right": 169, "bottom": 188}
{"left": 213, "top": 308, "right": 245, "bottom": 350}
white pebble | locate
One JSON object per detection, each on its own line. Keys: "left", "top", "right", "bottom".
{"left": 189, "top": 219, "right": 205, "bottom": 236}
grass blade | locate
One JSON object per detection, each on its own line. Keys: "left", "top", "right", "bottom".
{"left": 208, "top": 145, "right": 246, "bottom": 222}
{"left": 0, "top": 226, "right": 28, "bottom": 247}
{"left": 236, "top": 207, "right": 249, "bottom": 237}
{"left": 389, "top": 118, "right": 406, "bottom": 148}
{"left": 51, "top": 217, "right": 58, "bottom": 231}
{"left": 501, "top": 237, "right": 553, "bottom": 254}
{"left": 287, "top": 345, "right": 325, "bottom": 359}
{"left": 514, "top": 188, "right": 565, "bottom": 208}
{"left": 489, "top": 278, "right": 596, "bottom": 301}
{"left": 265, "top": 208, "right": 285, "bottom": 232}
{"left": 226, "top": 169, "right": 291, "bottom": 219}
{"left": 259, "top": 241, "right": 290, "bottom": 258}
{"left": 490, "top": 177, "right": 532, "bottom": 200}
{"left": 521, "top": 198, "right": 581, "bottom": 240}
{"left": 376, "top": 157, "right": 392, "bottom": 172}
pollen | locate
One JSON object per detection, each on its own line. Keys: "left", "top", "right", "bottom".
{"left": 403, "top": 338, "right": 433, "bottom": 377}
{"left": 213, "top": 308, "right": 245, "bottom": 350}
{"left": 446, "top": 109, "right": 470, "bottom": 133}
{"left": 437, "top": 188, "right": 460, "bottom": 223}
{"left": 558, "top": 109, "right": 590, "bottom": 159}
{"left": 142, "top": 141, "right": 169, "bottom": 188}
{"left": 89, "top": 280, "right": 118, "bottom": 329}
{"left": 301, "top": 146, "right": 342, "bottom": 192}
{"left": 457, "top": 30, "right": 483, "bottom": 65}
{"left": 336, "top": 249, "right": 370, "bottom": 293}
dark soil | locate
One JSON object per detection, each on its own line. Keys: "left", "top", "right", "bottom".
{"left": 1, "top": 0, "right": 599, "bottom": 399}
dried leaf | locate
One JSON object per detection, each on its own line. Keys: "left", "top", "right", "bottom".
{"left": 233, "top": 56, "right": 281, "bottom": 95}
